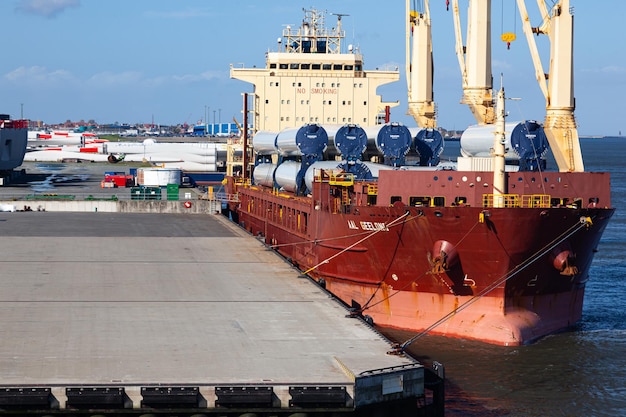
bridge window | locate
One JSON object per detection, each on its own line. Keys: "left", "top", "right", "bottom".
{"left": 301, "top": 64, "right": 310, "bottom": 70}
{"left": 312, "top": 64, "right": 321, "bottom": 70}
{"left": 280, "top": 64, "right": 288, "bottom": 69}
{"left": 323, "top": 64, "right": 332, "bottom": 70}
{"left": 333, "top": 64, "right": 342, "bottom": 70}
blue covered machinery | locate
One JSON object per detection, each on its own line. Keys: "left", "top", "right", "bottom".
{"left": 253, "top": 122, "right": 447, "bottom": 194}
{"left": 334, "top": 124, "right": 368, "bottom": 162}
{"left": 510, "top": 121, "right": 548, "bottom": 171}
{"left": 414, "top": 129, "right": 444, "bottom": 166}
{"left": 270, "top": 124, "right": 329, "bottom": 194}
{"left": 376, "top": 123, "right": 412, "bottom": 167}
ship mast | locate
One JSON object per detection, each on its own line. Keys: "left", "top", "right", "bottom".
{"left": 452, "top": 0, "right": 495, "bottom": 125}
{"left": 492, "top": 81, "right": 507, "bottom": 207}
{"left": 406, "top": 0, "right": 436, "bottom": 128}
{"left": 516, "top": 0, "right": 583, "bottom": 172}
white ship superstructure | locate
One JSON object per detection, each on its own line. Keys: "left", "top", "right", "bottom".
{"left": 230, "top": 8, "right": 400, "bottom": 132}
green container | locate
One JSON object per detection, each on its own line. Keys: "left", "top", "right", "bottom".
{"left": 166, "top": 184, "right": 179, "bottom": 201}
{"left": 144, "top": 187, "right": 162, "bottom": 200}
{"left": 130, "top": 187, "right": 145, "bottom": 200}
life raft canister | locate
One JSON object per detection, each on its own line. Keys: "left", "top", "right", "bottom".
{"left": 184, "top": 201, "right": 192, "bottom": 209}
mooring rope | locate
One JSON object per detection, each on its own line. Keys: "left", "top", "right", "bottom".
{"left": 301, "top": 211, "right": 411, "bottom": 275}
{"left": 361, "top": 219, "right": 483, "bottom": 312}
{"left": 395, "top": 216, "right": 594, "bottom": 352}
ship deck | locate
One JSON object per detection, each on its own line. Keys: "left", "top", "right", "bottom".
{"left": 0, "top": 212, "right": 433, "bottom": 415}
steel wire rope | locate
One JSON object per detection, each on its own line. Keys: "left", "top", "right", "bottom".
{"left": 360, "top": 218, "right": 483, "bottom": 312}
{"left": 301, "top": 211, "right": 411, "bottom": 275}
{"left": 300, "top": 211, "right": 426, "bottom": 282}
{"left": 358, "top": 210, "right": 413, "bottom": 311}
{"left": 268, "top": 228, "right": 386, "bottom": 249}
{"left": 396, "top": 215, "right": 594, "bottom": 351}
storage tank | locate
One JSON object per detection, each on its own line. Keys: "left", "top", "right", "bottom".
{"left": 137, "top": 168, "right": 181, "bottom": 186}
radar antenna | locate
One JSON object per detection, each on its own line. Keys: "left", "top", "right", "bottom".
{"left": 330, "top": 12, "right": 350, "bottom": 51}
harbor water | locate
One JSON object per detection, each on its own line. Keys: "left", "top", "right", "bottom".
{"left": 381, "top": 137, "right": 626, "bottom": 416}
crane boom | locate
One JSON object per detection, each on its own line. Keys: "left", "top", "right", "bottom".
{"left": 452, "top": 0, "right": 495, "bottom": 125}
{"left": 406, "top": 0, "right": 436, "bottom": 128}
{"left": 516, "top": 0, "right": 583, "bottom": 172}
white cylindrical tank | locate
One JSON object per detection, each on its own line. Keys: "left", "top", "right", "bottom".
{"left": 252, "top": 131, "right": 279, "bottom": 154}
{"left": 252, "top": 163, "right": 277, "bottom": 187}
{"left": 274, "top": 160, "right": 301, "bottom": 192}
{"left": 303, "top": 161, "right": 343, "bottom": 191}
{"left": 275, "top": 128, "right": 302, "bottom": 156}
{"left": 460, "top": 122, "right": 521, "bottom": 159}
{"left": 137, "top": 168, "right": 181, "bottom": 186}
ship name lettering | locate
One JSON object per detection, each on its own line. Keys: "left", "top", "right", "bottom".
{"left": 347, "top": 220, "right": 359, "bottom": 230}
{"left": 359, "top": 221, "right": 389, "bottom": 232}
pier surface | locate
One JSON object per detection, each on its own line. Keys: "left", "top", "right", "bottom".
{"left": 0, "top": 212, "right": 425, "bottom": 413}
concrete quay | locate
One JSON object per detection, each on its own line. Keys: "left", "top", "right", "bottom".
{"left": 0, "top": 211, "right": 443, "bottom": 416}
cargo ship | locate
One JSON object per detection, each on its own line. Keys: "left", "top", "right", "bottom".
{"left": 225, "top": 1, "right": 614, "bottom": 346}
{"left": 0, "top": 114, "right": 28, "bottom": 172}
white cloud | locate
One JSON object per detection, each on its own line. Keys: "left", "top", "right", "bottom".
{"left": 4, "top": 66, "right": 74, "bottom": 84}
{"left": 15, "top": 0, "right": 80, "bottom": 18}
{"left": 599, "top": 65, "right": 626, "bottom": 74}
{"left": 87, "top": 71, "right": 144, "bottom": 87}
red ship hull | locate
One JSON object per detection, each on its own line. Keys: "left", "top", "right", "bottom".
{"left": 228, "top": 169, "right": 614, "bottom": 346}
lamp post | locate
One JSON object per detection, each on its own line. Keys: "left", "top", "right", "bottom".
{"left": 205, "top": 106, "right": 209, "bottom": 136}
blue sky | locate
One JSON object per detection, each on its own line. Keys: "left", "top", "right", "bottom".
{"left": 1, "top": 0, "right": 624, "bottom": 136}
